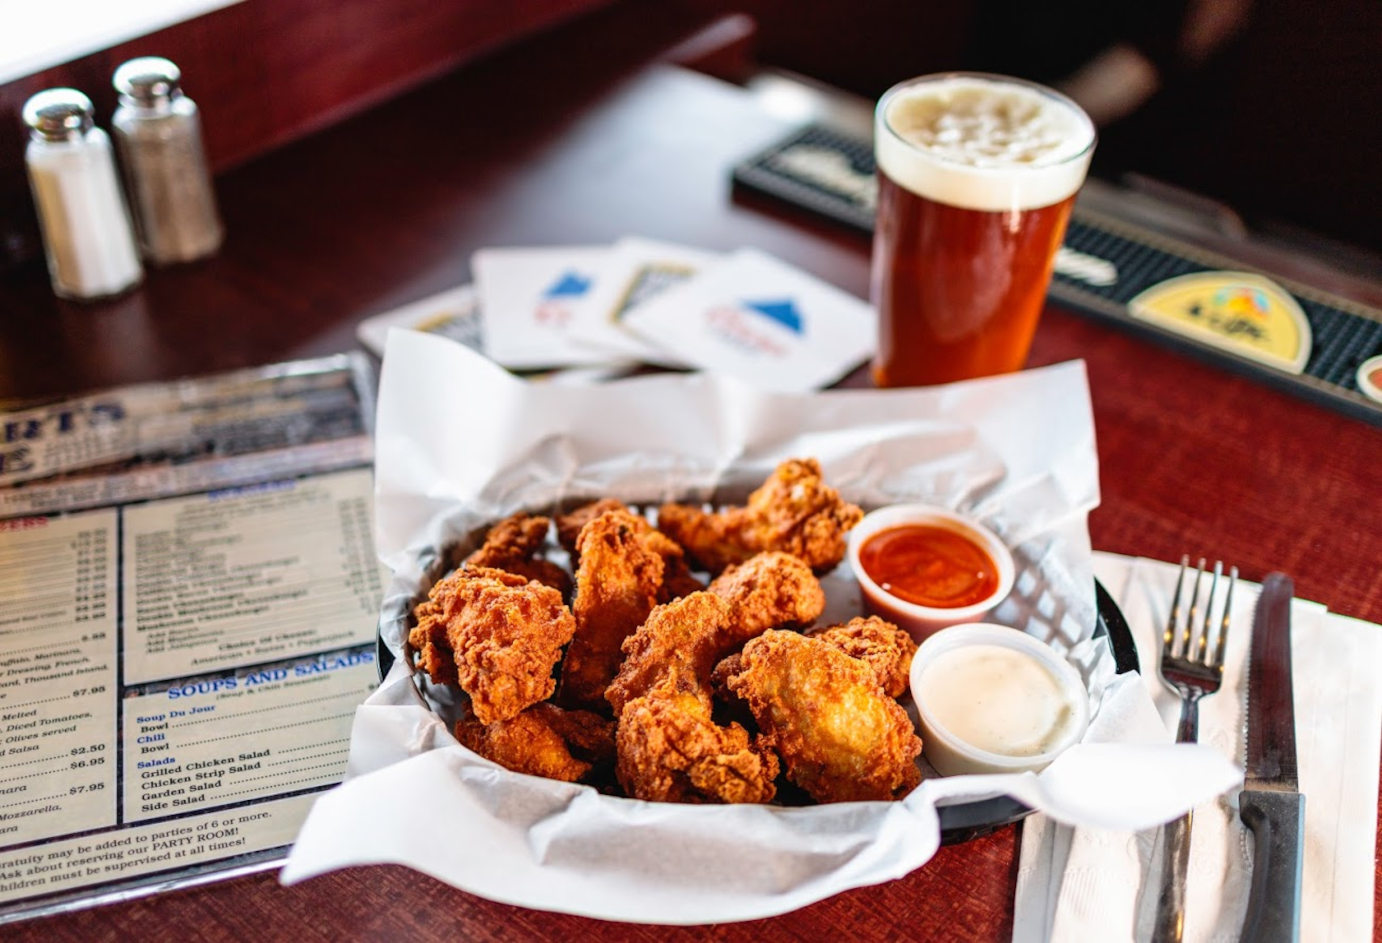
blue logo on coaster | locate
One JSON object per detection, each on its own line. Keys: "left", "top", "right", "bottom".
{"left": 742, "top": 298, "right": 804, "bottom": 334}
{"left": 543, "top": 271, "right": 591, "bottom": 298}
{"left": 705, "top": 297, "right": 804, "bottom": 357}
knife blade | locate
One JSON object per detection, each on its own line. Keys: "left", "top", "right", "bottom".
{"left": 1239, "top": 572, "right": 1305, "bottom": 943}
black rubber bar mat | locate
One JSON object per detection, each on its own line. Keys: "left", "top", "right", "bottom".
{"left": 733, "top": 123, "right": 1382, "bottom": 424}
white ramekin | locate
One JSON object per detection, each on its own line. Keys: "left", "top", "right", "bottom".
{"left": 846, "top": 503, "right": 1015, "bottom": 643}
{"left": 909, "top": 623, "right": 1089, "bottom": 776}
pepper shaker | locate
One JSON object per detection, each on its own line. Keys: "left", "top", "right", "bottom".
{"left": 112, "top": 57, "right": 223, "bottom": 264}
{"left": 22, "top": 88, "right": 144, "bottom": 300}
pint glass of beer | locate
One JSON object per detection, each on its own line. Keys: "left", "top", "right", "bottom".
{"left": 871, "top": 73, "right": 1095, "bottom": 387}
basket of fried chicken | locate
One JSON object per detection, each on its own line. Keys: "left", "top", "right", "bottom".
{"left": 404, "top": 458, "right": 923, "bottom": 806}
{"left": 285, "top": 337, "right": 1233, "bottom": 922}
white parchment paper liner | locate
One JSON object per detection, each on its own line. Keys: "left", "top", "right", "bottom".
{"left": 280, "top": 332, "right": 1240, "bottom": 923}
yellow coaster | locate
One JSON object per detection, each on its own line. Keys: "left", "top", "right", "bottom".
{"left": 1130, "top": 271, "right": 1312, "bottom": 375}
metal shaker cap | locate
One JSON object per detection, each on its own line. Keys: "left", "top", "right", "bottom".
{"left": 113, "top": 57, "right": 182, "bottom": 105}
{"left": 22, "top": 88, "right": 95, "bottom": 141}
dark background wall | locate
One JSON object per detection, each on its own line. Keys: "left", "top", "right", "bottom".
{"left": 682, "top": 0, "right": 1382, "bottom": 256}
{"left": 2, "top": 0, "right": 1377, "bottom": 273}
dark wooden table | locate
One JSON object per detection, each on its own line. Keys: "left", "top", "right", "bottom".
{"left": 2, "top": 6, "right": 1378, "bottom": 941}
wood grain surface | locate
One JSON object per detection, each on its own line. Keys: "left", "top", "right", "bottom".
{"left": 0, "top": 3, "right": 1377, "bottom": 939}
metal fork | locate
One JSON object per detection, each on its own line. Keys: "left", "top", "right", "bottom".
{"left": 1152, "top": 556, "right": 1237, "bottom": 943}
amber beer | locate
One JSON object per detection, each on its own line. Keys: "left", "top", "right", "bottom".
{"left": 871, "top": 74, "right": 1095, "bottom": 387}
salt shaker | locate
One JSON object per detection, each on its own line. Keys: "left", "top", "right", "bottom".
{"left": 112, "top": 57, "right": 223, "bottom": 264}
{"left": 22, "top": 88, "right": 144, "bottom": 300}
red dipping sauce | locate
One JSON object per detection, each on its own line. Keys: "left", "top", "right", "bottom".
{"left": 858, "top": 524, "right": 1000, "bottom": 609}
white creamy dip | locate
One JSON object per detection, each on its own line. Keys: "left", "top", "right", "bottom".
{"left": 918, "top": 643, "right": 1076, "bottom": 757}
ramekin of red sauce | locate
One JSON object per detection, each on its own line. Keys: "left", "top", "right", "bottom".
{"left": 846, "top": 504, "right": 1015, "bottom": 642}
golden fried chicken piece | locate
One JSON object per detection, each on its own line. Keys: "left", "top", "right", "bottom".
{"left": 608, "top": 557, "right": 824, "bottom": 717}
{"left": 606, "top": 592, "right": 733, "bottom": 716}
{"left": 808, "top": 616, "right": 917, "bottom": 698}
{"left": 559, "top": 499, "right": 704, "bottom": 603}
{"left": 463, "top": 512, "right": 571, "bottom": 596}
{"left": 408, "top": 566, "right": 574, "bottom": 724}
{"left": 709, "top": 652, "right": 743, "bottom": 701}
{"left": 707, "top": 651, "right": 756, "bottom": 731}
{"left": 616, "top": 689, "right": 778, "bottom": 803}
{"left": 657, "top": 554, "right": 707, "bottom": 603}
{"left": 559, "top": 509, "right": 672, "bottom": 709}
{"left": 657, "top": 458, "right": 863, "bottom": 575}
{"left": 707, "top": 551, "right": 826, "bottom": 636}
{"left": 725, "top": 630, "right": 922, "bottom": 802}
{"left": 556, "top": 498, "right": 627, "bottom": 558}
{"left": 455, "top": 702, "right": 614, "bottom": 783}
{"left": 409, "top": 599, "right": 455, "bottom": 686}
{"left": 610, "top": 550, "right": 823, "bottom": 713}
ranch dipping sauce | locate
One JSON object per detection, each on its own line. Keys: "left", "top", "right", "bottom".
{"left": 918, "top": 643, "right": 1077, "bottom": 757}
{"left": 910, "top": 624, "right": 1089, "bottom": 775}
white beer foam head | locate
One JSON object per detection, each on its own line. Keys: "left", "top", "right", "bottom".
{"left": 875, "top": 74, "right": 1095, "bottom": 213}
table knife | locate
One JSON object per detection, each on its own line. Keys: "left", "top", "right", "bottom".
{"left": 1239, "top": 572, "right": 1305, "bottom": 943}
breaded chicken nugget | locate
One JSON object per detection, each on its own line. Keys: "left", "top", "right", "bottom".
{"left": 605, "top": 591, "right": 734, "bottom": 716}
{"left": 464, "top": 512, "right": 571, "bottom": 595}
{"left": 559, "top": 509, "right": 671, "bottom": 709}
{"left": 808, "top": 616, "right": 917, "bottom": 698}
{"left": 657, "top": 458, "right": 862, "bottom": 574}
{"left": 560, "top": 499, "right": 704, "bottom": 602}
{"left": 725, "top": 630, "right": 921, "bottom": 802}
{"left": 455, "top": 702, "right": 614, "bottom": 783}
{"left": 707, "top": 551, "right": 826, "bottom": 635}
{"left": 555, "top": 498, "right": 628, "bottom": 558}
{"left": 408, "top": 566, "right": 574, "bottom": 724}
{"left": 608, "top": 555, "right": 826, "bottom": 717}
{"left": 616, "top": 689, "right": 778, "bottom": 804}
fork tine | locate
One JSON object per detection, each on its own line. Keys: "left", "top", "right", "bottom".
{"left": 1194, "top": 560, "right": 1222, "bottom": 662}
{"left": 1210, "top": 566, "right": 1237, "bottom": 668}
{"left": 1179, "top": 557, "right": 1207, "bottom": 658}
{"left": 1164, "top": 555, "right": 1190, "bottom": 657}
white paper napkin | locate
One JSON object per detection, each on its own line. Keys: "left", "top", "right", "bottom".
{"left": 1014, "top": 554, "right": 1382, "bottom": 943}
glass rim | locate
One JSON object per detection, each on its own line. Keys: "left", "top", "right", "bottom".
{"left": 876, "top": 71, "right": 1097, "bottom": 172}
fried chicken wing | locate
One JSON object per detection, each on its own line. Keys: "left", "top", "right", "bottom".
{"left": 556, "top": 498, "right": 628, "bottom": 558}
{"left": 657, "top": 553, "right": 707, "bottom": 603}
{"left": 616, "top": 689, "right": 778, "bottom": 803}
{"left": 608, "top": 556, "right": 826, "bottom": 717}
{"left": 707, "top": 551, "right": 826, "bottom": 635}
{"left": 560, "top": 499, "right": 704, "bottom": 602}
{"left": 605, "top": 591, "right": 733, "bottom": 715}
{"left": 455, "top": 702, "right": 614, "bottom": 783}
{"left": 408, "top": 566, "right": 574, "bottom": 724}
{"left": 707, "top": 651, "right": 757, "bottom": 731}
{"left": 709, "top": 651, "right": 743, "bottom": 700}
{"left": 464, "top": 512, "right": 571, "bottom": 595}
{"left": 657, "top": 458, "right": 863, "bottom": 574}
{"left": 808, "top": 616, "right": 917, "bottom": 698}
{"left": 559, "top": 509, "right": 669, "bottom": 709}
{"left": 725, "top": 630, "right": 921, "bottom": 802}
{"left": 409, "top": 600, "right": 454, "bottom": 686}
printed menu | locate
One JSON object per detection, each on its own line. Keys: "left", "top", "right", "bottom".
{"left": 0, "top": 356, "right": 385, "bottom": 921}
